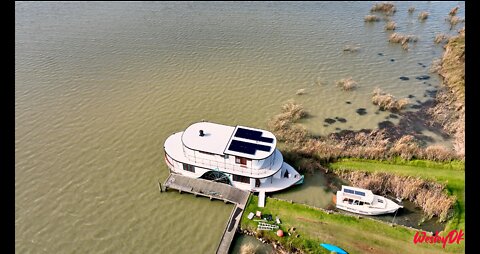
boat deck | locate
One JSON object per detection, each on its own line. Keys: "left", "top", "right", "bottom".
{"left": 162, "top": 173, "right": 250, "bottom": 254}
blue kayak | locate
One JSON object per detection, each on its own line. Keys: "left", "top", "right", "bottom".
{"left": 320, "top": 243, "right": 348, "bottom": 254}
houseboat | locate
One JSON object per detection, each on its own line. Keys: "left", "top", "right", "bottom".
{"left": 335, "top": 185, "right": 403, "bottom": 215}
{"left": 163, "top": 121, "right": 304, "bottom": 193}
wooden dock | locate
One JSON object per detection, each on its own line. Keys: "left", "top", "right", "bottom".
{"left": 163, "top": 173, "right": 250, "bottom": 254}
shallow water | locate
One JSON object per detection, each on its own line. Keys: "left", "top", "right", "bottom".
{"left": 16, "top": 1, "right": 463, "bottom": 253}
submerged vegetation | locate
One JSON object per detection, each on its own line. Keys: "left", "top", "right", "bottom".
{"left": 385, "top": 21, "right": 396, "bottom": 30}
{"left": 370, "top": 2, "right": 396, "bottom": 15}
{"left": 418, "top": 11, "right": 429, "bottom": 21}
{"left": 364, "top": 14, "right": 380, "bottom": 22}
{"left": 449, "top": 6, "right": 459, "bottom": 16}
{"left": 342, "top": 45, "right": 360, "bottom": 53}
{"left": 446, "top": 15, "right": 464, "bottom": 29}
{"left": 240, "top": 243, "right": 257, "bottom": 254}
{"left": 371, "top": 88, "right": 409, "bottom": 111}
{"left": 295, "top": 88, "right": 306, "bottom": 95}
{"left": 434, "top": 33, "right": 449, "bottom": 44}
{"left": 388, "top": 33, "right": 418, "bottom": 51}
{"left": 335, "top": 77, "right": 358, "bottom": 91}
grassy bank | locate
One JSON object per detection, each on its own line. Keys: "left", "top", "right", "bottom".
{"left": 328, "top": 158, "right": 464, "bottom": 234}
{"left": 241, "top": 195, "right": 462, "bottom": 254}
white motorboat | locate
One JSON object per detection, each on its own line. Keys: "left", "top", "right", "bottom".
{"left": 335, "top": 185, "right": 403, "bottom": 215}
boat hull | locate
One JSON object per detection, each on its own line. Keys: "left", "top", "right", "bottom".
{"left": 335, "top": 189, "right": 403, "bottom": 216}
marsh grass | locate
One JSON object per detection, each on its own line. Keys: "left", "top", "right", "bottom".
{"left": 389, "top": 33, "right": 417, "bottom": 51}
{"left": 446, "top": 16, "right": 464, "bottom": 29}
{"left": 335, "top": 77, "right": 358, "bottom": 91}
{"left": 428, "top": 28, "right": 464, "bottom": 158}
{"left": 370, "top": 2, "right": 396, "bottom": 15}
{"left": 429, "top": 58, "right": 442, "bottom": 73}
{"left": 385, "top": 21, "right": 396, "bottom": 30}
{"left": 449, "top": 6, "right": 459, "bottom": 16}
{"left": 371, "top": 88, "right": 409, "bottom": 111}
{"left": 388, "top": 33, "right": 418, "bottom": 44}
{"left": 434, "top": 33, "right": 449, "bottom": 44}
{"left": 364, "top": 15, "right": 381, "bottom": 22}
{"left": 418, "top": 11, "right": 429, "bottom": 21}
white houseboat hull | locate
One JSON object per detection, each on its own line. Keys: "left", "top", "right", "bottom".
{"left": 163, "top": 122, "right": 304, "bottom": 193}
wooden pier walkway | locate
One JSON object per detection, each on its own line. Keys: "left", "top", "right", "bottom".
{"left": 162, "top": 173, "right": 250, "bottom": 254}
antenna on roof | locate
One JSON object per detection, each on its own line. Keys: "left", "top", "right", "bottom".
{"left": 199, "top": 130, "right": 204, "bottom": 137}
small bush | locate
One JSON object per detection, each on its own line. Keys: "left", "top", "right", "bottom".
{"left": 418, "top": 11, "right": 429, "bottom": 21}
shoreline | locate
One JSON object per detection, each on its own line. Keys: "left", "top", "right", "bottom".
{"left": 237, "top": 26, "right": 465, "bottom": 254}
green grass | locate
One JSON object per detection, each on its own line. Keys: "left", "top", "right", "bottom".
{"left": 328, "top": 158, "right": 464, "bottom": 250}
{"left": 241, "top": 195, "right": 462, "bottom": 254}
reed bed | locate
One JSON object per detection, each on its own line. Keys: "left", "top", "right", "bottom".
{"left": 371, "top": 88, "right": 409, "bottom": 111}
{"left": 268, "top": 102, "right": 461, "bottom": 162}
{"left": 335, "top": 77, "right": 358, "bottom": 91}
{"left": 336, "top": 170, "right": 456, "bottom": 222}
{"left": 428, "top": 27, "right": 464, "bottom": 156}
{"left": 370, "top": 2, "right": 396, "bottom": 15}
{"left": 418, "top": 11, "right": 429, "bottom": 21}
{"left": 364, "top": 15, "right": 381, "bottom": 22}
{"left": 385, "top": 21, "right": 396, "bottom": 30}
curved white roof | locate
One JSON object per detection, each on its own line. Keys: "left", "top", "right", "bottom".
{"left": 181, "top": 122, "right": 277, "bottom": 160}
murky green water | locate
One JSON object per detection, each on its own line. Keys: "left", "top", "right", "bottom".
{"left": 16, "top": 1, "right": 464, "bottom": 253}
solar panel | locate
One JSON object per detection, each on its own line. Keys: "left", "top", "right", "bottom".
{"left": 228, "top": 139, "right": 271, "bottom": 155}
{"left": 354, "top": 190, "right": 366, "bottom": 196}
{"left": 344, "top": 188, "right": 355, "bottom": 194}
{"left": 234, "top": 127, "right": 274, "bottom": 143}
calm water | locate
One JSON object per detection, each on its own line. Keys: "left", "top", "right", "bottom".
{"left": 16, "top": 2, "right": 464, "bottom": 253}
